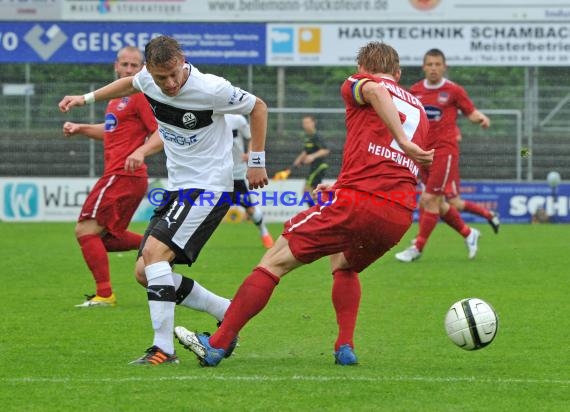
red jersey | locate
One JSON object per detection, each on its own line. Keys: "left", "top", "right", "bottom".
{"left": 337, "top": 73, "right": 429, "bottom": 205}
{"left": 409, "top": 78, "right": 475, "bottom": 154}
{"left": 103, "top": 93, "right": 157, "bottom": 177}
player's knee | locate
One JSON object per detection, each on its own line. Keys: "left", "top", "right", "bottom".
{"left": 421, "top": 194, "right": 440, "bottom": 212}
{"left": 74, "top": 223, "right": 84, "bottom": 239}
{"left": 74, "top": 220, "right": 103, "bottom": 239}
{"left": 448, "top": 196, "right": 462, "bottom": 209}
{"left": 259, "top": 237, "right": 298, "bottom": 276}
{"left": 141, "top": 242, "right": 161, "bottom": 264}
{"left": 134, "top": 258, "right": 147, "bottom": 287}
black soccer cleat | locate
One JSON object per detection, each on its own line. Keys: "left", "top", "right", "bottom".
{"left": 488, "top": 211, "right": 500, "bottom": 234}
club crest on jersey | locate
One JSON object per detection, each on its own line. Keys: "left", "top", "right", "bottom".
{"left": 438, "top": 92, "right": 449, "bottom": 104}
{"left": 182, "top": 112, "right": 198, "bottom": 129}
{"left": 117, "top": 97, "right": 129, "bottom": 111}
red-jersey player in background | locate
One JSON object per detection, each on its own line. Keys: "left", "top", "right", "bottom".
{"left": 173, "top": 41, "right": 434, "bottom": 367}
{"left": 63, "top": 46, "right": 157, "bottom": 307}
{"left": 396, "top": 48, "right": 499, "bottom": 263}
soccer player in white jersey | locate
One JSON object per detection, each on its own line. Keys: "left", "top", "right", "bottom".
{"left": 59, "top": 35, "right": 269, "bottom": 365}
{"left": 225, "top": 114, "right": 274, "bottom": 248}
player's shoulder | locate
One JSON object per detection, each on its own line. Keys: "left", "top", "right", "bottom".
{"left": 442, "top": 78, "right": 467, "bottom": 92}
{"left": 410, "top": 79, "right": 424, "bottom": 90}
{"left": 190, "top": 66, "right": 230, "bottom": 90}
{"left": 344, "top": 72, "right": 379, "bottom": 85}
{"left": 129, "top": 92, "right": 147, "bottom": 103}
{"left": 133, "top": 66, "right": 153, "bottom": 87}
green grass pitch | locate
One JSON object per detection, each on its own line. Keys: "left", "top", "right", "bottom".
{"left": 1, "top": 220, "right": 568, "bottom": 411}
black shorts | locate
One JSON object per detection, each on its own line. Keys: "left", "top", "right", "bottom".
{"left": 139, "top": 189, "right": 231, "bottom": 266}
{"left": 232, "top": 179, "right": 253, "bottom": 208}
{"left": 306, "top": 163, "right": 329, "bottom": 189}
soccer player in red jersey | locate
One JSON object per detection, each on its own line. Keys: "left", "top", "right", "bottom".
{"left": 395, "top": 48, "right": 498, "bottom": 263}
{"left": 174, "top": 41, "right": 434, "bottom": 367}
{"left": 62, "top": 47, "right": 157, "bottom": 307}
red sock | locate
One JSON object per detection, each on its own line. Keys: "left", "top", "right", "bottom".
{"left": 415, "top": 211, "right": 439, "bottom": 252}
{"left": 77, "top": 234, "right": 112, "bottom": 297}
{"left": 463, "top": 201, "right": 492, "bottom": 220}
{"left": 332, "top": 269, "right": 361, "bottom": 351}
{"left": 102, "top": 231, "right": 143, "bottom": 252}
{"left": 442, "top": 207, "right": 471, "bottom": 237}
{"left": 210, "top": 267, "right": 280, "bottom": 351}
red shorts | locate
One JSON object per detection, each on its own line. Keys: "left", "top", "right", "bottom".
{"left": 79, "top": 174, "right": 148, "bottom": 235}
{"left": 282, "top": 189, "right": 413, "bottom": 273}
{"left": 421, "top": 152, "right": 460, "bottom": 198}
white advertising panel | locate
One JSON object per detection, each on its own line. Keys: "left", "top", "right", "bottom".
{"left": 0, "top": 0, "right": 61, "bottom": 20}
{"left": 60, "top": 0, "right": 570, "bottom": 23}
{"left": 267, "top": 23, "right": 570, "bottom": 66}
{"left": 0, "top": 177, "right": 96, "bottom": 222}
{"left": 0, "top": 177, "right": 307, "bottom": 223}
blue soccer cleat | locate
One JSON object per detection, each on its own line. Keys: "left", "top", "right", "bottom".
{"left": 334, "top": 344, "right": 358, "bottom": 366}
{"left": 174, "top": 326, "right": 225, "bottom": 367}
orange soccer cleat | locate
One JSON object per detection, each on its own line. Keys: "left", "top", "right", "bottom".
{"left": 261, "top": 233, "right": 274, "bottom": 249}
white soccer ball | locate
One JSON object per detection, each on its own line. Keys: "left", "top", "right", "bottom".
{"left": 444, "top": 298, "right": 498, "bottom": 350}
{"left": 547, "top": 171, "right": 561, "bottom": 188}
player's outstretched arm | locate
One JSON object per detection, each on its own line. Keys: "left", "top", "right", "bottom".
{"left": 62, "top": 122, "right": 105, "bottom": 140}
{"left": 293, "top": 151, "right": 307, "bottom": 167}
{"left": 363, "top": 81, "right": 434, "bottom": 166}
{"left": 124, "top": 130, "right": 164, "bottom": 173}
{"left": 468, "top": 110, "right": 490, "bottom": 128}
{"left": 303, "top": 148, "right": 330, "bottom": 165}
{"left": 58, "top": 77, "right": 138, "bottom": 113}
{"left": 246, "top": 97, "right": 269, "bottom": 189}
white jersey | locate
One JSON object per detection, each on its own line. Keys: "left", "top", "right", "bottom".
{"left": 225, "top": 114, "right": 251, "bottom": 180}
{"left": 133, "top": 63, "right": 256, "bottom": 192}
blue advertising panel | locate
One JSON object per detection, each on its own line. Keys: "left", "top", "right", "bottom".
{"left": 441, "top": 181, "right": 570, "bottom": 224}
{"left": 0, "top": 22, "right": 264, "bottom": 64}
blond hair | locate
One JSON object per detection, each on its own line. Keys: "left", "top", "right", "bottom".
{"left": 356, "top": 41, "right": 400, "bottom": 76}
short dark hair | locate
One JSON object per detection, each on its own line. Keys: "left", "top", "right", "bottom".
{"left": 423, "top": 48, "right": 446, "bottom": 64}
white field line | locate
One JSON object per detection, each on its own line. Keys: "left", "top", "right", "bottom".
{"left": 2, "top": 375, "right": 568, "bottom": 385}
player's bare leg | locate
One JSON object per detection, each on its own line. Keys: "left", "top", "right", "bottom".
{"left": 396, "top": 192, "right": 441, "bottom": 262}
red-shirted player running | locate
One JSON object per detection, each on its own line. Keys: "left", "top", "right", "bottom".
{"left": 63, "top": 46, "right": 157, "bottom": 307}
{"left": 396, "top": 48, "right": 498, "bottom": 263}
{"left": 173, "top": 41, "right": 434, "bottom": 367}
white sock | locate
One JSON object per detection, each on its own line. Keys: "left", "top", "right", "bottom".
{"left": 179, "top": 279, "right": 230, "bottom": 322}
{"left": 251, "top": 207, "right": 269, "bottom": 236}
{"left": 172, "top": 272, "right": 183, "bottom": 290}
{"left": 145, "top": 261, "right": 176, "bottom": 355}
